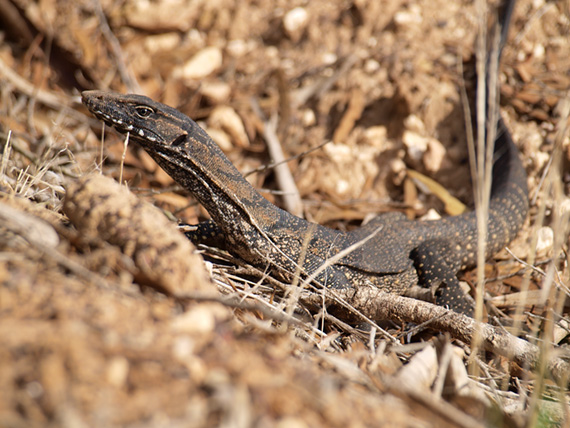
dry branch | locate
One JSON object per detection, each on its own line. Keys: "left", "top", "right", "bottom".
{"left": 303, "top": 286, "right": 570, "bottom": 385}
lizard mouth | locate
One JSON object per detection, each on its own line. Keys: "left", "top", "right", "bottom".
{"left": 82, "top": 92, "right": 163, "bottom": 144}
{"left": 89, "top": 109, "right": 163, "bottom": 144}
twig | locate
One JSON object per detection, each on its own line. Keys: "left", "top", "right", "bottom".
{"left": 505, "top": 247, "right": 547, "bottom": 277}
{"left": 0, "top": 56, "right": 71, "bottom": 111}
{"left": 93, "top": 0, "right": 141, "bottom": 93}
{"left": 250, "top": 98, "right": 303, "bottom": 217}
{"left": 243, "top": 140, "right": 329, "bottom": 178}
{"left": 513, "top": 2, "right": 555, "bottom": 46}
{"left": 291, "top": 54, "right": 358, "bottom": 108}
{"left": 531, "top": 151, "right": 554, "bottom": 206}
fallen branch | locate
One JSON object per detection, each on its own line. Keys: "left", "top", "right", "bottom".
{"left": 303, "top": 286, "right": 570, "bottom": 384}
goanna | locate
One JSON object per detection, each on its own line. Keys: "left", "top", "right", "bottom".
{"left": 81, "top": 3, "right": 528, "bottom": 316}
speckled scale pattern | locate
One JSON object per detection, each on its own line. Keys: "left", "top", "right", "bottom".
{"left": 81, "top": 2, "right": 528, "bottom": 317}
{"left": 81, "top": 87, "right": 528, "bottom": 317}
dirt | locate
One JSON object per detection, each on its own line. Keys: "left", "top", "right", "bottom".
{"left": 0, "top": 0, "right": 569, "bottom": 427}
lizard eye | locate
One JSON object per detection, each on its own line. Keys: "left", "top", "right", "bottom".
{"left": 135, "top": 106, "right": 154, "bottom": 118}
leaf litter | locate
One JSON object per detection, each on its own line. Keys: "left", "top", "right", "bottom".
{"left": 0, "top": 0, "right": 569, "bottom": 426}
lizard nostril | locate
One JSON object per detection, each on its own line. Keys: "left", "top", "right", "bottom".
{"left": 171, "top": 133, "right": 187, "bottom": 147}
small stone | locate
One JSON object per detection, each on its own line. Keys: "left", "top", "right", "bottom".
{"left": 173, "top": 47, "right": 223, "bottom": 80}
{"left": 421, "top": 209, "right": 442, "bottom": 221}
{"left": 390, "top": 158, "right": 407, "bottom": 186}
{"left": 124, "top": 0, "right": 198, "bottom": 32}
{"left": 536, "top": 226, "right": 553, "bottom": 256}
{"left": 533, "top": 43, "right": 545, "bottom": 60}
{"left": 424, "top": 137, "right": 446, "bottom": 173}
{"left": 208, "top": 106, "right": 250, "bottom": 147}
{"left": 226, "top": 39, "right": 247, "bottom": 57}
{"left": 265, "top": 46, "right": 279, "bottom": 59}
{"left": 402, "top": 130, "right": 428, "bottom": 163}
{"left": 171, "top": 303, "right": 230, "bottom": 334}
{"left": 144, "top": 33, "right": 181, "bottom": 54}
{"left": 283, "top": 7, "right": 308, "bottom": 42}
{"left": 200, "top": 81, "right": 231, "bottom": 104}
{"left": 363, "top": 126, "right": 389, "bottom": 150}
{"left": 559, "top": 198, "right": 570, "bottom": 217}
{"left": 321, "top": 52, "right": 337, "bottom": 65}
{"left": 106, "top": 357, "right": 129, "bottom": 387}
{"left": 404, "top": 114, "right": 426, "bottom": 134}
{"left": 171, "top": 306, "right": 216, "bottom": 334}
{"left": 364, "top": 59, "right": 380, "bottom": 73}
{"left": 394, "top": 6, "right": 422, "bottom": 27}
{"left": 301, "top": 109, "right": 316, "bottom": 127}
{"left": 173, "top": 337, "right": 195, "bottom": 359}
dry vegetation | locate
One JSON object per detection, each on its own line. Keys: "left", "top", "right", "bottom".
{"left": 1, "top": 0, "right": 569, "bottom": 426}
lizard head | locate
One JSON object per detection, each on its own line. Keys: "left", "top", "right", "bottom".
{"left": 81, "top": 90, "right": 204, "bottom": 150}
{"left": 81, "top": 90, "right": 248, "bottom": 208}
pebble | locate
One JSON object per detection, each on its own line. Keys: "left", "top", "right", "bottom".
{"left": 536, "top": 226, "right": 554, "bottom": 255}
{"left": 208, "top": 106, "right": 250, "bottom": 148}
{"left": 402, "top": 130, "right": 427, "bottom": 163}
{"left": 173, "top": 46, "right": 223, "bottom": 80}
{"left": 283, "top": 7, "right": 308, "bottom": 41}
{"left": 424, "top": 137, "right": 446, "bottom": 173}
{"left": 200, "top": 81, "right": 231, "bottom": 104}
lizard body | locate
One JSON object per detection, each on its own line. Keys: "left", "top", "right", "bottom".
{"left": 81, "top": 2, "right": 528, "bottom": 315}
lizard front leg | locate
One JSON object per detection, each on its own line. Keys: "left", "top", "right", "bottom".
{"left": 411, "top": 240, "right": 475, "bottom": 315}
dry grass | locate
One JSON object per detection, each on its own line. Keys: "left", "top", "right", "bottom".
{"left": 0, "top": 0, "right": 569, "bottom": 426}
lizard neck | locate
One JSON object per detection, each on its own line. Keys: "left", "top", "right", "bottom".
{"left": 146, "top": 125, "right": 286, "bottom": 236}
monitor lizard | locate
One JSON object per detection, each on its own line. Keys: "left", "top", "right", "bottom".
{"left": 81, "top": 2, "right": 528, "bottom": 316}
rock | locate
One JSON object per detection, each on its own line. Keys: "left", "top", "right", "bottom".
{"left": 283, "top": 7, "right": 308, "bottom": 42}
{"left": 173, "top": 47, "right": 223, "bottom": 81}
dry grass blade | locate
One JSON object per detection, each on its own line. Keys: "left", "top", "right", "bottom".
{"left": 0, "top": 130, "right": 12, "bottom": 179}
{"left": 119, "top": 132, "right": 130, "bottom": 185}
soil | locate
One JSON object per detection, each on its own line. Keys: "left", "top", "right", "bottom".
{"left": 0, "top": 0, "right": 569, "bottom": 427}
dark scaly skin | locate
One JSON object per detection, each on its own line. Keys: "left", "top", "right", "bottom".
{"left": 81, "top": 2, "right": 527, "bottom": 316}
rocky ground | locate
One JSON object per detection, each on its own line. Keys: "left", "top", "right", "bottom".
{"left": 0, "top": 0, "right": 569, "bottom": 426}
